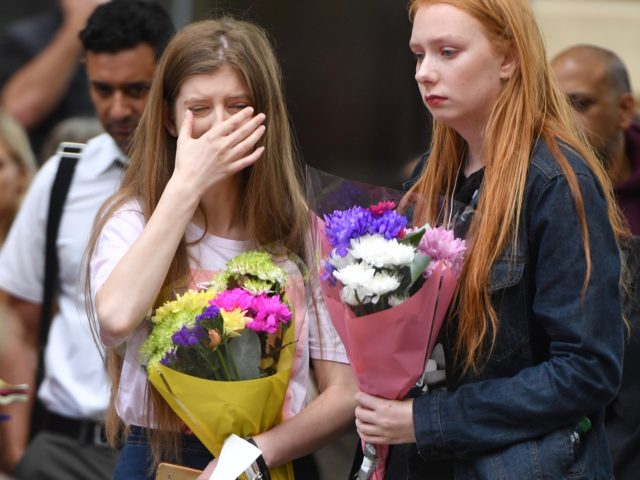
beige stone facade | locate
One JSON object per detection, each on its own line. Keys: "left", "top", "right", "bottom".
{"left": 533, "top": 0, "right": 640, "bottom": 105}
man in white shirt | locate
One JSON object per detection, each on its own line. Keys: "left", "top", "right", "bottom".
{"left": 0, "top": 2, "right": 173, "bottom": 478}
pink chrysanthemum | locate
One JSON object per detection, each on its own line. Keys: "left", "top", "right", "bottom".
{"left": 417, "top": 226, "right": 466, "bottom": 278}
{"left": 210, "top": 288, "right": 254, "bottom": 311}
{"left": 246, "top": 293, "right": 292, "bottom": 334}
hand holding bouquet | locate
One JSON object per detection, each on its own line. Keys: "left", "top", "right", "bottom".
{"left": 309, "top": 168, "right": 466, "bottom": 480}
{"left": 141, "top": 250, "right": 297, "bottom": 480}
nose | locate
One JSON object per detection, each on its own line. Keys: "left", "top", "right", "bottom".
{"left": 211, "top": 106, "right": 232, "bottom": 128}
{"left": 109, "top": 91, "right": 132, "bottom": 120}
{"left": 415, "top": 56, "right": 437, "bottom": 85}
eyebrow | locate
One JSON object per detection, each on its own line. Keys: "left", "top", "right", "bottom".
{"left": 410, "top": 34, "right": 465, "bottom": 48}
{"left": 182, "top": 94, "right": 251, "bottom": 103}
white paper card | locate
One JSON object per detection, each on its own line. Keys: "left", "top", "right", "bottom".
{"left": 209, "top": 434, "right": 261, "bottom": 480}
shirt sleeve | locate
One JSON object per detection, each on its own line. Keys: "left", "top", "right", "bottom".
{"left": 0, "top": 157, "right": 59, "bottom": 302}
{"left": 89, "top": 201, "right": 145, "bottom": 305}
{"left": 307, "top": 269, "right": 349, "bottom": 363}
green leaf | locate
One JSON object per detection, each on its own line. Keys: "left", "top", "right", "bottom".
{"left": 400, "top": 228, "right": 425, "bottom": 248}
{"left": 227, "top": 330, "right": 261, "bottom": 380}
{"left": 410, "top": 253, "right": 430, "bottom": 286}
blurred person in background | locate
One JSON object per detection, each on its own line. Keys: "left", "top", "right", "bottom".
{"left": 0, "top": 1, "right": 174, "bottom": 478}
{"left": 552, "top": 45, "right": 639, "bottom": 233}
{"left": 0, "top": 109, "right": 36, "bottom": 246}
{"left": 553, "top": 44, "right": 640, "bottom": 480}
{"left": 0, "top": 108, "right": 35, "bottom": 480}
{"left": 0, "top": 0, "right": 109, "bottom": 160}
{"left": 39, "top": 116, "right": 104, "bottom": 164}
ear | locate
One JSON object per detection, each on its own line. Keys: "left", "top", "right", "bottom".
{"left": 619, "top": 93, "right": 636, "bottom": 130}
{"left": 499, "top": 48, "right": 518, "bottom": 81}
{"left": 163, "top": 100, "right": 178, "bottom": 137}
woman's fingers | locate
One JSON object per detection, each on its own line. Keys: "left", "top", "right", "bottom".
{"left": 209, "top": 106, "right": 259, "bottom": 138}
{"left": 173, "top": 106, "right": 267, "bottom": 193}
{"left": 226, "top": 146, "right": 266, "bottom": 177}
{"left": 228, "top": 123, "right": 266, "bottom": 161}
{"left": 177, "top": 109, "right": 194, "bottom": 142}
{"left": 354, "top": 393, "right": 417, "bottom": 445}
{"left": 224, "top": 111, "right": 266, "bottom": 145}
{"left": 355, "top": 391, "right": 381, "bottom": 409}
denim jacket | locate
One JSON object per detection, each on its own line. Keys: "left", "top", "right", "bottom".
{"left": 408, "top": 140, "right": 624, "bottom": 480}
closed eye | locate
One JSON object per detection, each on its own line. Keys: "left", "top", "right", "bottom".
{"left": 188, "top": 105, "right": 209, "bottom": 114}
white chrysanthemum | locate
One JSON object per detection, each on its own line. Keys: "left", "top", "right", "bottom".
{"left": 388, "top": 294, "right": 408, "bottom": 307}
{"left": 349, "top": 234, "right": 415, "bottom": 268}
{"left": 341, "top": 286, "right": 366, "bottom": 306}
{"left": 333, "top": 263, "right": 375, "bottom": 287}
{"left": 366, "top": 272, "right": 401, "bottom": 295}
{"left": 327, "top": 250, "right": 355, "bottom": 269}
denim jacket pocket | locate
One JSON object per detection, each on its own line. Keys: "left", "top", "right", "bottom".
{"left": 488, "top": 256, "right": 525, "bottom": 293}
{"left": 486, "top": 256, "right": 529, "bottom": 364}
{"left": 467, "top": 426, "right": 586, "bottom": 480}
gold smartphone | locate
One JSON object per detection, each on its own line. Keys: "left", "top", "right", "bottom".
{"left": 155, "top": 462, "right": 202, "bottom": 480}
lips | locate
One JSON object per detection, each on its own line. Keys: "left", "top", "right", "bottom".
{"left": 425, "top": 95, "right": 447, "bottom": 107}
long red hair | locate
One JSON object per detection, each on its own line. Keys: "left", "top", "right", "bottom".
{"left": 406, "top": 0, "right": 627, "bottom": 374}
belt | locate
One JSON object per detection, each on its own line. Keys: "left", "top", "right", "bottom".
{"left": 42, "top": 411, "right": 108, "bottom": 446}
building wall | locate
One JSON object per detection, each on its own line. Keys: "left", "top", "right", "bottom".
{"left": 533, "top": 0, "right": 640, "bottom": 101}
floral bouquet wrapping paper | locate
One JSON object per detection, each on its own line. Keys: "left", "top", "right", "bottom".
{"left": 307, "top": 167, "right": 466, "bottom": 480}
{"left": 142, "top": 251, "right": 299, "bottom": 480}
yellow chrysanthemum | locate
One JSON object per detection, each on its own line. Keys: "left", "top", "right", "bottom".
{"left": 220, "top": 308, "right": 250, "bottom": 337}
{"left": 152, "top": 289, "right": 215, "bottom": 324}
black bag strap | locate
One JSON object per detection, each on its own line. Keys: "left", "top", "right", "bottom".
{"left": 29, "top": 143, "right": 83, "bottom": 439}
{"left": 40, "top": 142, "right": 84, "bottom": 346}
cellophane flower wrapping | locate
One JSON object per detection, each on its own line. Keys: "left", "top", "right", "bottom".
{"left": 141, "top": 250, "right": 298, "bottom": 480}
{"left": 307, "top": 167, "right": 467, "bottom": 480}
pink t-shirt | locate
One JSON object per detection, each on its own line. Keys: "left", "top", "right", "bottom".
{"left": 90, "top": 200, "right": 347, "bottom": 428}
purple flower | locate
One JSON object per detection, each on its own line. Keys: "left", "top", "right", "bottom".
{"left": 368, "top": 209, "right": 407, "bottom": 240}
{"left": 324, "top": 206, "right": 373, "bottom": 256}
{"left": 321, "top": 259, "right": 337, "bottom": 286}
{"left": 172, "top": 326, "right": 201, "bottom": 347}
{"left": 195, "top": 305, "right": 220, "bottom": 325}
{"left": 160, "top": 350, "right": 178, "bottom": 366}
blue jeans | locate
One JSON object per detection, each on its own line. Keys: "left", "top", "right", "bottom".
{"left": 114, "top": 426, "right": 213, "bottom": 480}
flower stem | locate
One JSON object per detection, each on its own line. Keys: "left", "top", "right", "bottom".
{"left": 194, "top": 347, "right": 220, "bottom": 380}
{"left": 215, "top": 348, "right": 233, "bottom": 380}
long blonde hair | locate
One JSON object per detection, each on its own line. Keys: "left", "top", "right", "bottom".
{"left": 406, "top": 0, "right": 628, "bottom": 375}
{"left": 0, "top": 109, "right": 36, "bottom": 243}
{"left": 85, "top": 17, "right": 309, "bottom": 466}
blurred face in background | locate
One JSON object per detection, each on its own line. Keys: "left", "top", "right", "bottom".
{"left": 85, "top": 43, "right": 157, "bottom": 153}
{"left": 552, "top": 54, "right": 632, "bottom": 160}
{"left": 0, "top": 140, "right": 27, "bottom": 218}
